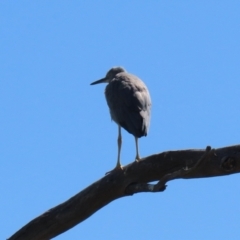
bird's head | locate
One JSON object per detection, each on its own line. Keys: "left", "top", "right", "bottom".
{"left": 90, "top": 67, "right": 125, "bottom": 85}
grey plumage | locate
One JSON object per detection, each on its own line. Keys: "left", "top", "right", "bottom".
{"left": 90, "top": 67, "right": 151, "bottom": 172}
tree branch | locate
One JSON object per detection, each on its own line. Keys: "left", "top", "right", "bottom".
{"left": 8, "top": 144, "right": 240, "bottom": 240}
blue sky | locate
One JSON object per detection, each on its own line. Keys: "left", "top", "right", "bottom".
{"left": 1, "top": 1, "right": 240, "bottom": 239}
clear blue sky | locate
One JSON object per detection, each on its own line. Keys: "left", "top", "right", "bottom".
{"left": 1, "top": 1, "right": 240, "bottom": 239}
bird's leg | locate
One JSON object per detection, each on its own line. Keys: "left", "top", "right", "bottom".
{"left": 105, "top": 126, "right": 123, "bottom": 175}
{"left": 116, "top": 125, "right": 122, "bottom": 168}
{"left": 135, "top": 137, "right": 141, "bottom": 162}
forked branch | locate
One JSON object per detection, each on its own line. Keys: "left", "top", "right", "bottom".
{"left": 8, "top": 145, "right": 240, "bottom": 240}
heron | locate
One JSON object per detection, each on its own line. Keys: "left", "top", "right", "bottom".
{"left": 90, "top": 67, "right": 151, "bottom": 173}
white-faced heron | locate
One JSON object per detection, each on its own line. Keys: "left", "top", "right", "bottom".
{"left": 90, "top": 67, "right": 151, "bottom": 172}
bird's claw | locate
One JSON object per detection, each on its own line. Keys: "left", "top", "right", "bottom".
{"left": 105, "top": 165, "right": 123, "bottom": 175}
{"left": 135, "top": 157, "right": 141, "bottom": 162}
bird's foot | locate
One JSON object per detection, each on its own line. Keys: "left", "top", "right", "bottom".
{"left": 135, "top": 156, "right": 141, "bottom": 162}
{"left": 105, "top": 165, "right": 123, "bottom": 175}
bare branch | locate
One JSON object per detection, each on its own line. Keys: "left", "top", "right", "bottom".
{"left": 126, "top": 145, "right": 213, "bottom": 194}
{"left": 8, "top": 144, "right": 240, "bottom": 240}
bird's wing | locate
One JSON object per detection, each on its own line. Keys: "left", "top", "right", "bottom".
{"left": 105, "top": 74, "right": 151, "bottom": 137}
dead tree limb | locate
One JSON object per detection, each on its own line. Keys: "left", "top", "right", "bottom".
{"left": 8, "top": 144, "right": 240, "bottom": 240}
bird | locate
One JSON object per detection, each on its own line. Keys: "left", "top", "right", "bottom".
{"left": 90, "top": 67, "right": 151, "bottom": 173}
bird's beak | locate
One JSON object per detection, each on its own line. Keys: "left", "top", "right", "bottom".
{"left": 90, "top": 78, "right": 108, "bottom": 85}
